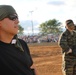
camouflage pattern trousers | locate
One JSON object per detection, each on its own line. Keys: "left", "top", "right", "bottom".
{"left": 62, "top": 53, "right": 76, "bottom": 75}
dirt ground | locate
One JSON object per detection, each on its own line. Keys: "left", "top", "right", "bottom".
{"left": 28, "top": 43, "right": 63, "bottom": 75}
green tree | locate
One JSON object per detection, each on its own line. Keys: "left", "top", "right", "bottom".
{"left": 39, "top": 19, "right": 63, "bottom": 35}
{"left": 18, "top": 25, "right": 24, "bottom": 35}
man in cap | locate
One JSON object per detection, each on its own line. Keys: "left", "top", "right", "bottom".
{"left": 0, "top": 5, "right": 37, "bottom": 75}
{"left": 58, "top": 19, "right": 76, "bottom": 75}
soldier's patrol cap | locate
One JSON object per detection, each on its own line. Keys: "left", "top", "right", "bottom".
{"left": 65, "top": 19, "right": 74, "bottom": 26}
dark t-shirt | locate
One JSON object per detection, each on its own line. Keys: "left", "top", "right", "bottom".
{"left": 0, "top": 39, "right": 33, "bottom": 75}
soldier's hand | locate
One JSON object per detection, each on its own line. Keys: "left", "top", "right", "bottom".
{"left": 67, "top": 48, "right": 72, "bottom": 54}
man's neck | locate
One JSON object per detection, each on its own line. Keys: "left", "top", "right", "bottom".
{"left": 0, "top": 33, "right": 14, "bottom": 43}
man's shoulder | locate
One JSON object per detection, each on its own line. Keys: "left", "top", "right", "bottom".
{"left": 18, "top": 38, "right": 27, "bottom": 45}
{"left": 62, "top": 30, "right": 68, "bottom": 34}
{"left": 59, "top": 30, "right": 69, "bottom": 37}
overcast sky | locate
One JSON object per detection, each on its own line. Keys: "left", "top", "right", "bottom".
{"left": 0, "top": 0, "right": 76, "bottom": 35}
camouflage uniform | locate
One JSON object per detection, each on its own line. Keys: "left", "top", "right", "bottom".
{"left": 59, "top": 27, "right": 76, "bottom": 75}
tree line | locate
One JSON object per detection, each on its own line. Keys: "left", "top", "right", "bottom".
{"left": 18, "top": 19, "right": 63, "bottom": 35}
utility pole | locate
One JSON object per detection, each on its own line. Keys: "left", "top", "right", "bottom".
{"left": 29, "top": 11, "right": 34, "bottom": 36}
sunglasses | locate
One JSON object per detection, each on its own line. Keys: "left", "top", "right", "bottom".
{"left": 6, "top": 14, "right": 18, "bottom": 21}
{"left": 0, "top": 14, "right": 18, "bottom": 21}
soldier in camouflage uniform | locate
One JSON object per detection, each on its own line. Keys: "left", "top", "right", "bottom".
{"left": 58, "top": 19, "right": 76, "bottom": 75}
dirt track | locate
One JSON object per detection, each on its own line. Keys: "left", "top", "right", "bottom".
{"left": 28, "top": 43, "right": 63, "bottom": 75}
